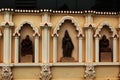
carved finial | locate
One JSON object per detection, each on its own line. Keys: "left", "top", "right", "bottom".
{"left": 1, "top": 66, "right": 13, "bottom": 80}
{"left": 84, "top": 64, "right": 95, "bottom": 80}
{"left": 40, "top": 65, "right": 52, "bottom": 80}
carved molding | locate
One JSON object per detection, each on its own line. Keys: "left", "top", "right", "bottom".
{"left": 52, "top": 16, "right": 84, "bottom": 37}
{"left": 40, "top": 64, "right": 52, "bottom": 80}
{"left": 1, "top": 66, "right": 13, "bottom": 80}
{"left": 13, "top": 21, "right": 40, "bottom": 37}
{"left": 84, "top": 64, "right": 95, "bottom": 80}
{"left": 94, "top": 21, "right": 117, "bottom": 37}
{"left": 1, "top": 22, "right": 14, "bottom": 28}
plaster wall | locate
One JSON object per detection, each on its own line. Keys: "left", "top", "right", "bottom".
{"left": 0, "top": 12, "right": 120, "bottom": 80}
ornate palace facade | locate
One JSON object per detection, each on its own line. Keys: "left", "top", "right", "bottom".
{"left": 0, "top": 8, "right": 120, "bottom": 80}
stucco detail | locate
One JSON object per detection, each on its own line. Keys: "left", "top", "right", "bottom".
{"left": 13, "top": 21, "right": 40, "bottom": 36}
{"left": 52, "top": 16, "right": 84, "bottom": 37}
{"left": 94, "top": 21, "right": 118, "bottom": 37}
{"left": 40, "top": 64, "right": 52, "bottom": 80}
{"left": 84, "top": 64, "right": 95, "bottom": 80}
{"left": 1, "top": 66, "right": 13, "bottom": 80}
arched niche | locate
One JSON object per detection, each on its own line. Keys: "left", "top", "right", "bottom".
{"left": 94, "top": 21, "right": 118, "bottom": 62}
{"left": 52, "top": 16, "right": 84, "bottom": 63}
{"left": 19, "top": 24, "right": 34, "bottom": 62}
{"left": 13, "top": 21, "right": 40, "bottom": 63}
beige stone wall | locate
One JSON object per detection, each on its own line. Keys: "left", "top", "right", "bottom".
{"left": 0, "top": 12, "right": 120, "bottom": 80}
{"left": 52, "top": 66, "right": 85, "bottom": 80}
{"left": 12, "top": 67, "right": 40, "bottom": 80}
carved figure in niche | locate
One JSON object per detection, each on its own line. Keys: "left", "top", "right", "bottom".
{"left": 62, "top": 30, "right": 74, "bottom": 57}
{"left": 21, "top": 35, "right": 33, "bottom": 56}
{"left": 99, "top": 35, "right": 111, "bottom": 52}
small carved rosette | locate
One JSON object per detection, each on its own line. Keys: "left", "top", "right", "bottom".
{"left": 1, "top": 66, "right": 13, "bottom": 80}
{"left": 40, "top": 65, "right": 52, "bottom": 80}
{"left": 84, "top": 64, "right": 95, "bottom": 80}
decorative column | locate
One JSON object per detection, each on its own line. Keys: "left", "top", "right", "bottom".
{"left": 34, "top": 34, "right": 40, "bottom": 63}
{"left": 94, "top": 34, "right": 101, "bottom": 62}
{"left": 77, "top": 34, "right": 84, "bottom": 62}
{"left": 40, "top": 13, "right": 52, "bottom": 63}
{"left": 118, "top": 16, "right": 120, "bottom": 62}
{"left": 14, "top": 34, "right": 19, "bottom": 63}
{"left": 1, "top": 12, "right": 14, "bottom": 64}
{"left": 52, "top": 34, "right": 58, "bottom": 63}
{"left": 84, "top": 14, "right": 95, "bottom": 63}
{"left": 112, "top": 34, "right": 118, "bottom": 62}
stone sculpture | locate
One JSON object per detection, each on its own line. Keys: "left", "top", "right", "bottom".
{"left": 62, "top": 30, "right": 74, "bottom": 57}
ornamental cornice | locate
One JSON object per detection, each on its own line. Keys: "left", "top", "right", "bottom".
{"left": 0, "top": 8, "right": 119, "bottom": 15}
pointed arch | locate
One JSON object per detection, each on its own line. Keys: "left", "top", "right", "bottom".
{"left": 94, "top": 21, "right": 118, "bottom": 62}
{"left": 52, "top": 16, "right": 84, "bottom": 63}
{"left": 13, "top": 21, "right": 40, "bottom": 63}
{"left": 94, "top": 21, "right": 117, "bottom": 37}
{"left": 52, "top": 16, "right": 84, "bottom": 37}
{"left": 13, "top": 21, "right": 40, "bottom": 36}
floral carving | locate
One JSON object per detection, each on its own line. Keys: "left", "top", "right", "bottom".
{"left": 84, "top": 64, "right": 95, "bottom": 80}
{"left": 1, "top": 66, "right": 13, "bottom": 80}
{"left": 40, "top": 65, "right": 52, "bottom": 80}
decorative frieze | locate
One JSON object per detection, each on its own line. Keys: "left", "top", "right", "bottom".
{"left": 1, "top": 66, "right": 13, "bottom": 80}
{"left": 0, "top": 8, "right": 118, "bottom": 15}
{"left": 40, "top": 64, "right": 52, "bottom": 80}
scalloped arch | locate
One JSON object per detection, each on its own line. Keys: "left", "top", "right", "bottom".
{"left": 52, "top": 16, "right": 83, "bottom": 37}
{"left": 94, "top": 21, "right": 117, "bottom": 37}
{"left": 13, "top": 21, "right": 40, "bottom": 36}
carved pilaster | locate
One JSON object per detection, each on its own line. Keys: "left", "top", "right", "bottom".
{"left": 84, "top": 64, "right": 95, "bottom": 80}
{"left": 40, "top": 13, "right": 52, "bottom": 63}
{"left": 1, "top": 66, "right": 13, "bottom": 80}
{"left": 40, "top": 65, "right": 52, "bottom": 80}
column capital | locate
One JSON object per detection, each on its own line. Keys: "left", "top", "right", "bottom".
{"left": 94, "top": 34, "right": 101, "bottom": 39}
{"left": 84, "top": 24, "right": 95, "bottom": 29}
{"left": 1, "top": 21, "right": 14, "bottom": 28}
{"left": 52, "top": 33, "right": 59, "bottom": 37}
{"left": 77, "top": 33, "right": 84, "bottom": 39}
{"left": 41, "top": 12, "right": 52, "bottom": 27}
{"left": 40, "top": 22, "right": 52, "bottom": 28}
{"left": 112, "top": 34, "right": 119, "bottom": 38}
{"left": 40, "top": 23, "right": 52, "bottom": 29}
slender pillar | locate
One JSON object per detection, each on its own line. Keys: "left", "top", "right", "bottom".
{"left": 34, "top": 35, "right": 39, "bottom": 63}
{"left": 3, "top": 26, "right": 10, "bottom": 63}
{"left": 119, "top": 31, "right": 120, "bottom": 62}
{"left": 118, "top": 16, "right": 120, "bottom": 62}
{"left": 85, "top": 28, "right": 94, "bottom": 62}
{"left": 78, "top": 36, "right": 83, "bottom": 62}
{"left": 113, "top": 36, "right": 117, "bottom": 62}
{"left": 95, "top": 35, "right": 100, "bottom": 62}
{"left": 14, "top": 35, "right": 19, "bottom": 63}
{"left": 41, "top": 26, "right": 51, "bottom": 63}
{"left": 52, "top": 34, "right": 58, "bottom": 63}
